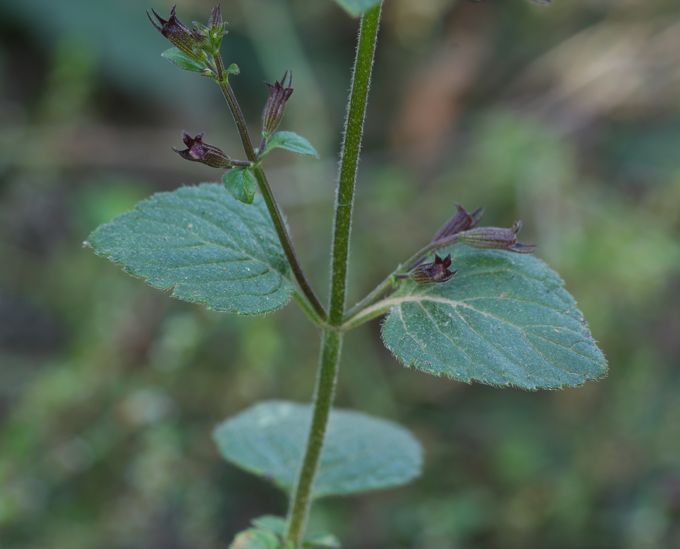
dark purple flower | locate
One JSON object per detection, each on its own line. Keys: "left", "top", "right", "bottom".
{"left": 147, "top": 6, "right": 204, "bottom": 59}
{"left": 173, "top": 132, "right": 232, "bottom": 169}
{"left": 457, "top": 220, "right": 536, "bottom": 253}
{"left": 411, "top": 254, "right": 457, "bottom": 284}
{"left": 262, "top": 71, "right": 294, "bottom": 136}
{"left": 432, "top": 204, "right": 484, "bottom": 242}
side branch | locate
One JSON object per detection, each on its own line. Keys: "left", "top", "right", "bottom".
{"left": 215, "top": 62, "right": 327, "bottom": 323}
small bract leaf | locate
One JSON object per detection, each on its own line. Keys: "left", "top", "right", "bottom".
{"left": 230, "top": 528, "right": 281, "bottom": 549}
{"left": 263, "top": 131, "right": 319, "bottom": 158}
{"left": 224, "top": 167, "right": 258, "bottom": 204}
{"left": 161, "top": 47, "right": 207, "bottom": 73}
{"left": 250, "top": 516, "right": 340, "bottom": 548}
{"left": 380, "top": 246, "right": 607, "bottom": 390}
{"left": 304, "top": 533, "right": 341, "bottom": 548}
{"left": 213, "top": 401, "right": 422, "bottom": 498}
{"left": 333, "top": 0, "right": 381, "bottom": 17}
{"left": 251, "top": 516, "right": 286, "bottom": 535}
{"left": 227, "top": 62, "right": 241, "bottom": 75}
{"left": 85, "top": 183, "right": 294, "bottom": 315}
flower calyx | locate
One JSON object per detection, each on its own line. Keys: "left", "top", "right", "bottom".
{"left": 173, "top": 132, "right": 234, "bottom": 169}
{"left": 410, "top": 254, "right": 457, "bottom": 284}
{"left": 432, "top": 204, "right": 484, "bottom": 243}
{"left": 457, "top": 220, "right": 536, "bottom": 253}
{"left": 262, "top": 71, "right": 294, "bottom": 137}
{"left": 148, "top": 6, "right": 207, "bottom": 60}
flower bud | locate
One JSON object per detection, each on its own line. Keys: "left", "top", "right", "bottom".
{"left": 209, "top": 5, "right": 222, "bottom": 28}
{"left": 205, "top": 5, "right": 228, "bottom": 51}
{"left": 410, "top": 254, "right": 457, "bottom": 284}
{"left": 432, "top": 204, "right": 484, "bottom": 242}
{"left": 148, "top": 6, "right": 205, "bottom": 59}
{"left": 262, "top": 71, "right": 294, "bottom": 137}
{"left": 173, "top": 132, "right": 232, "bottom": 169}
{"left": 457, "top": 221, "right": 536, "bottom": 253}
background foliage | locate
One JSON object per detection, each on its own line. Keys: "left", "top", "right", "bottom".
{"left": 1, "top": 0, "right": 679, "bottom": 547}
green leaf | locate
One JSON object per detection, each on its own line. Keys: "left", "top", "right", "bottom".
{"left": 251, "top": 516, "right": 286, "bottom": 535}
{"left": 213, "top": 401, "right": 422, "bottom": 498}
{"left": 263, "top": 131, "right": 319, "bottom": 158}
{"left": 304, "top": 533, "right": 341, "bottom": 548}
{"left": 227, "top": 62, "right": 241, "bottom": 76}
{"left": 380, "top": 246, "right": 607, "bottom": 390}
{"left": 85, "top": 183, "right": 294, "bottom": 316}
{"left": 250, "top": 516, "right": 340, "bottom": 548}
{"left": 223, "top": 168, "right": 258, "bottom": 204}
{"left": 161, "top": 47, "right": 206, "bottom": 73}
{"left": 332, "top": 0, "right": 381, "bottom": 17}
{"left": 230, "top": 529, "right": 281, "bottom": 549}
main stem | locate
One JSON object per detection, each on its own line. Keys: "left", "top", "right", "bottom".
{"left": 215, "top": 65, "right": 326, "bottom": 324}
{"left": 284, "top": 5, "right": 382, "bottom": 546}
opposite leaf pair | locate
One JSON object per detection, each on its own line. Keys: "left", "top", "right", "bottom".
{"left": 86, "top": 184, "right": 607, "bottom": 389}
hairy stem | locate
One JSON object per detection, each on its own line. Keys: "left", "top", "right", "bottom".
{"left": 284, "top": 329, "right": 342, "bottom": 544}
{"left": 284, "top": 5, "right": 382, "bottom": 546}
{"left": 327, "top": 5, "right": 382, "bottom": 327}
{"left": 214, "top": 60, "right": 326, "bottom": 324}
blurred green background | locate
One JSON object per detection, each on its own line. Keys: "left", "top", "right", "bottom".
{"left": 1, "top": 0, "right": 680, "bottom": 547}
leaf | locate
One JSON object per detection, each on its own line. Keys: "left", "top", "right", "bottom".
{"left": 213, "top": 401, "right": 422, "bottom": 498}
{"left": 250, "top": 516, "right": 340, "bottom": 548}
{"left": 304, "top": 533, "right": 341, "bottom": 548}
{"left": 224, "top": 168, "right": 258, "bottom": 204}
{"left": 161, "top": 47, "right": 206, "bottom": 73}
{"left": 380, "top": 246, "right": 607, "bottom": 390}
{"left": 230, "top": 529, "right": 281, "bottom": 549}
{"left": 227, "top": 63, "right": 241, "bottom": 76}
{"left": 263, "top": 131, "right": 319, "bottom": 158}
{"left": 251, "top": 516, "right": 286, "bottom": 535}
{"left": 332, "top": 0, "right": 382, "bottom": 17}
{"left": 85, "top": 183, "right": 294, "bottom": 315}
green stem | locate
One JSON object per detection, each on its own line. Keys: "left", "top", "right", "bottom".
{"left": 327, "top": 5, "right": 382, "bottom": 326}
{"left": 343, "top": 271, "right": 396, "bottom": 322}
{"left": 284, "top": 329, "right": 343, "bottom": 544}
{"left": 292, "top": 292, "right": 324, "bottom": 327}
{"left": 284, "top": 5, "right": 382, "bottom": 546}
{"left": 342, "top": 297, "right": 395, "bottom": 331}
{"left": 344, "top": 236, "right": 459, "bottom": 321}
{"left": 214, "top": 64, "right": 327, "bottom": 324}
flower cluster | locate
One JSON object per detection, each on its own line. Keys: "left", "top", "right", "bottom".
{"left": 150, "top": 6, "right": 294, "bottom": 171}
{"left": 408, "top": 205, "right": 535, "bottom": 284}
